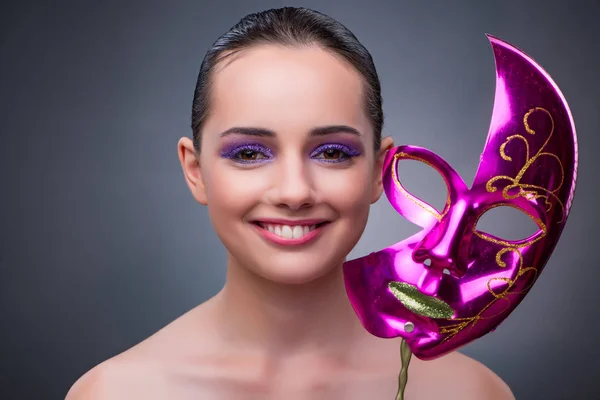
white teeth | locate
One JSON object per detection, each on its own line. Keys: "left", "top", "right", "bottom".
{"left": 260, "top": 223, "right": 321, "bottom": 240}
{"left": 292, "top": 226, "right": 303, "bottom": 239}
{"left": 281, "top": 225, "right": 293, "bottom": 239}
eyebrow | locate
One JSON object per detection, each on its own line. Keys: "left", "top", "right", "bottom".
{"left": 219, "top": 125, "right": 362, "bottom": 138}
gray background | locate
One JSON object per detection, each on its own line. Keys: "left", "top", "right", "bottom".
{"left": 1, "top": 0, "right": 598, "bottom": 399}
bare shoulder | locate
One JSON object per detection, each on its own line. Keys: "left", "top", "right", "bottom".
{"left": 65, "top": 355, "right": 165, "bottom": 400}
{"left": 411, "top": 351, "right": 515, "bottom": 400}
{"left": 65, "top": 301, "right": 217, "bottom": 399}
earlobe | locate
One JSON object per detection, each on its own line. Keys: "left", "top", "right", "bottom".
{"left": 178, "top": 137, "right": 208, "bottom": 205}
{"left": 371, "top": 136, "right": 395, "bottom": 204}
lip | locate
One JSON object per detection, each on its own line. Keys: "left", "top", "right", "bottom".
{"left": 250, "top": 220, "right": 330, "bottom": 246}
{"left": 388, "top": 281, "right": 455, "bottom": 319}
{"left": 252, "top": 218, "right": 330, "bottom": 226}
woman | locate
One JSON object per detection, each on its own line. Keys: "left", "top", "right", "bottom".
{"left": 67, "top": 7, "right": 515, "bottom": 399}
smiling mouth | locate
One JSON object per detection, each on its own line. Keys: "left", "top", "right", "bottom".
{"left": 388, "top": 281, "right": 455, "bottom": 319}
{"left": 252, "top": 221, "right": 330, "bottom": 240}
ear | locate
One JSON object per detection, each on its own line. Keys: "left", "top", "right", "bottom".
{"left": 371, "top": 135, "right": 395, "bottom": 204}
{"left": 178, "top": 137, "right": 208, "bottom": 205}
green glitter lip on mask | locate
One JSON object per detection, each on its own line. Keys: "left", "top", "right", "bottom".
{"left": 388, "top": 281, "right": 455, "bottom": 319}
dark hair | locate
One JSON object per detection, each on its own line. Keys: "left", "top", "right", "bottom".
{"left": 191, "top": 6, "right": 383, "bottom": 153}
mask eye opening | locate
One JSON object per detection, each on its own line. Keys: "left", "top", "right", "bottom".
{"left": 394, "top": 157, "right": 450, "bottom": 217}
{"left": 473, "top": 203, "right": 546, "bottom": 245}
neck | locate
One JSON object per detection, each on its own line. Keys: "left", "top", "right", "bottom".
{"left": 211, "top": 253, "right": 365, "bottom": 358}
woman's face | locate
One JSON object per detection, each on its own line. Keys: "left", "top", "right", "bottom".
{"left": 181, "top": 45, "right": 390, "bottom": 284}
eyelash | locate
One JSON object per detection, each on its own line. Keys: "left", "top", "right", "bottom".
{"left": 220, "top": 143, "right": 273, "bottom": 164}
{"left": 220, "top": 143, "right": 362, "bottom": 164}
{"left": 310, "top": 143, "right": 361, "bottom": 163}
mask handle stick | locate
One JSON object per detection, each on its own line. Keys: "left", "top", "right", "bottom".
{"left": 395, "top": 338, "right": 412, "bottom": 400}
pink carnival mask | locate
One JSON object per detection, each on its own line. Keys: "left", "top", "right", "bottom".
{"left": 343, "top": 35, "right": 578, "bottom": 360}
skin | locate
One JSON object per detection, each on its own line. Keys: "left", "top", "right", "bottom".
{"left": 66, "top": 44, "right": 515, "bottom": 400}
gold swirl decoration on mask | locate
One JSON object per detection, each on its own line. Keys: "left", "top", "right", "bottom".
{"left": 485, "top": 107, "right": 566, "bottom": 222}
{"left": 438, "top": 107, "right": 565, "bottom": 343}
{"left": 439, "top": 247, "right": 538, "bottom": 342}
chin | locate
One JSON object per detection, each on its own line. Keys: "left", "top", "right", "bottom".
{"left": 252, "top": 256, "right": 341, "bottom": 286}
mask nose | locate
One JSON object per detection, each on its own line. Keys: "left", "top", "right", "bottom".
{"left": 412, "top": 200, "right": 471, "bottom": 278}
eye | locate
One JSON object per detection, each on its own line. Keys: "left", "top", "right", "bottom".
{"left": 322, "top": 148, "right": 343, "bottom": 160}
{"left": 235, "top": 149, "right": 266, "bottom": 161}
{"left": 220, "top": 143, "right": 273, "bottom": 164}
{"left": 475, "top": 205, "right": 542, "bottom": 242}
{"left": 311, "top": 143, "right": 361, "bottom": 163}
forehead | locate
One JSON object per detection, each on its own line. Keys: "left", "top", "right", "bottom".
{"left": 206, "top": 44, "right": 370, "bottom": 135}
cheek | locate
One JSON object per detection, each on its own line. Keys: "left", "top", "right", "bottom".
{"left": 315, "top": 163, "right": 373, "bottom": 214}
{"left": 204, "top": 164, "right": 268, "bottom": 220}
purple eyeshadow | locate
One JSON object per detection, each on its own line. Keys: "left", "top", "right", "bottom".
{"left": 218, "top": 141, "right": 362, "bottom": 165}
{"left": 220, "top": 142, "right": 274, "bottom": 163}
{"left": 310, "top": 142, "right": 362, "bottom": 162}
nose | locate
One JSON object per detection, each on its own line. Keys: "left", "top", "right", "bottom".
{"left": 412, "top": 200, "right": 471, "bottom": 277}
{"left": 269, "top": 154, "right": 316, "bottom": 211}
